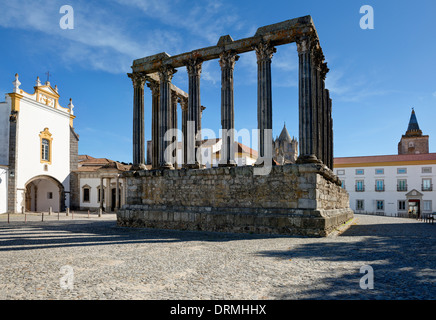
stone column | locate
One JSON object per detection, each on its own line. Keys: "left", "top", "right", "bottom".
{"left": 147, "top": 81, "right": 160, "bottom": 169}
{"left": 129, "top": 72, "right": 147, "bottom": 170}
{"left": 219, "top": 51, "right": 239, "bottom": 167}
{"left": 180, "top": 97, "right": 188, "bottom": 167}
{"left": 327, "top": 95, "right": 333, "bottom": 169}
{"left": 171, "top": 94, "right": 178, "bottom": 169}
{"left": 99, "top": 177, "right": 104, "bottom": 210}
{"left": 105, "top": 177, "right": 111, "bottom": 212}
{"left": 158, "top": 65, "right": 177, "bottom": 169}
{"left": 296, "top": 36, "right": 322, "bottom": 164}
{"left": 254, "top": 41, "right": 276, "bottom": 161}
{"left": 115, "top": 174, "right": 120, "bottom": 210}
{"left": 186, "top": 58, "right": 203, "bottom": 168}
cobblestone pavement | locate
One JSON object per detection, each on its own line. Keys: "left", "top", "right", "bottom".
{"left": 0, "top": 213, "right": 434, "bottom": 300}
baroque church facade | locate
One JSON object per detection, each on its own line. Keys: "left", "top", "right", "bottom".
{"left": 0, "top": 74, "right": 79, "bottom": 214}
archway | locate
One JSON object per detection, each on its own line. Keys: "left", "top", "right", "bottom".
{"left": 24, "top": 175, "right": 65, "bottom": 212}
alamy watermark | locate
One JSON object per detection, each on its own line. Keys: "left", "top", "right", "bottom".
{"left": 59, "top": 265, "right": 74, "bottom": 290}
{"left": 59, "top": 5, "right": 74, "bottom": 30}
{"left": 360, "top": 5, "right": 374, "bottom": 30}
{"left": 359, "top": 265, "right": 374, "bottom": 289}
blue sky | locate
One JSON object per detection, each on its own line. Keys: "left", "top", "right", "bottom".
{"left": 0, "top": 0, "right": 435, "bottom": 163}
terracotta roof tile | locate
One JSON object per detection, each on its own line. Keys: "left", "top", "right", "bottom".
{"left": 334, "top": 153, "right": 436, "bottom": 166}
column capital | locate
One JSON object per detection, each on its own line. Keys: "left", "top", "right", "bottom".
{"left": 254, "top": 41, "right": 276, "bottom": 62}
{"left": 146, "top": 80, "right": 160, "bottom": 96}
{"left": 128, "top": 72, "right": 146, "bottom": 88}
{"left": 219, "top": 50, "right": 239, "bottom": 70}
{"left": 186, "top": 58, "right": 203, "bottom": 77}
{"left": 158, "top": 64, "right": 177, "bottom": 83}
{"left": 180, "top": 97, "right": 188, "bottom": 111}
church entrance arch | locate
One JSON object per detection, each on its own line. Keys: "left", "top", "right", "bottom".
{"left": 24, "top": 175, "right": 65, "bottom": 212}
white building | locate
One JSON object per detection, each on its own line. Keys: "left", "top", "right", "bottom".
{"left": 73, "top": 155, "right": 130, "bottom": 212}
{"left": 147, "top": 138, "right": 258, "bottom": 169}
{"left": 334, "top": 110, "right": 436, "bottom": 217}
{"left": 0, "top": 74, "right": 79, "bottom": 213}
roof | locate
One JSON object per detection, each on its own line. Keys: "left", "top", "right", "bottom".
{"left": 334, "top": 153, "right": 436, "bottom": 168}
{"left": 75, "top": 155, "right": 133, "bottom": 172}
{"left": 407, "top": 109, "right": 421, "bottom": 132}
{"left": 276, "top": 124, "right": 293, "bottom": 143}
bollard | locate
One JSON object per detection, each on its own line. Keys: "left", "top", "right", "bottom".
{"left": 72, "top": 210, "right": 74, "bottom": 219}
{"left": 98, "top": 208, "right": 102, "bottom": 217}
{"left": 25, "top": 213, "right": 27, "bottom": 223}
{"left": 49, "top": 207, "right": 52, "bottom": 215}
{"left": 58, "top": 211, "right": 60, "bottom": 221}
{"left": 7, "top": 213, "right": 10, "bottom": 224}
{"left": 66, "top": 208, "right": 69, "bottom": 217}
{"left": 42, "top": 212, "right": 44, "bottom": 222}
{"left": 88, "top": 210, "right": 90, "bottom": 218}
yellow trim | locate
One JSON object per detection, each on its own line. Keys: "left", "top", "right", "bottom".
{"left": 8, "top": 93, "right": 23, "bottom": 112}
{"left": 69, "top": 114, "right": 76, "bottom": 127}
{"left": 39, "top": 128, "right": 53, "bottom": 165}
{"left": 334, "top": 160, "right": 436, "bottom": 168}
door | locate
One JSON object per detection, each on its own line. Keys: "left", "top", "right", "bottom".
{"left": 408, "top": 200, "right": 420, "bottom": 218}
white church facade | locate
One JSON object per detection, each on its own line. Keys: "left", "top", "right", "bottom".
{"left": 0, "top": 74, "right": 79, "bottom": 214}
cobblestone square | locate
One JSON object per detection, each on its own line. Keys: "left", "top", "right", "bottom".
{"left": 0, "top": 213, "right": 434, "bottom": 300}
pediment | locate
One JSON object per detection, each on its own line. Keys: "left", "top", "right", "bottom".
{"left": 405, "top": 189, "right": 424, "bottom": 197}
{"left": 35, "top": 85, "right": 60, "bottom": 98}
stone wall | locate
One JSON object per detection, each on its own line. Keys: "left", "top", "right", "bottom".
{"left": 117, "top": 163, "right": 353, "bottom": 237}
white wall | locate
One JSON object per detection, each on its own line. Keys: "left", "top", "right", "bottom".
{"left": 0, "top": 167, "right": 7, "bottom": 214}
{"left": 337, "top": 164, "right": 436, "bottom": 216}
{"left": 14, "top": 97, "right": 71, "bottom": 211}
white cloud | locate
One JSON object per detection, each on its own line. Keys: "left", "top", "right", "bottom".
{"left": 0, "top": 0, "right": 247, "bottom": 74}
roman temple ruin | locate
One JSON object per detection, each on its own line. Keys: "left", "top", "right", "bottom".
{"left": 117, "top": 16, "right": 353, "bottom": 236}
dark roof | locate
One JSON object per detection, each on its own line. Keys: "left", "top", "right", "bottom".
{"left": 277, "top": 124, "right": 293, "bottom": 143}
{"left": 406, "top": 109, "right": 422, "bottom": 135}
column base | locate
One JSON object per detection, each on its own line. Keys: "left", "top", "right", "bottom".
{"left": 296, "top": 154, "right": 322, "bottom": 164}
{"left": 159, "top": 163, "right": 175, "bottom": 170}
{"left": 131, "top": 163, "right": 148, "bottom": 171}
{"left": 184, "top": 162, "right": 204, "bottom": 169}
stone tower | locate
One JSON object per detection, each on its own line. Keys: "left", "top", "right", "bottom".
{"left": 398, "top": 109, "right": 429, "bottom": 155}
{"left": 273, "top": 123, "right": 298, "bottom": 164}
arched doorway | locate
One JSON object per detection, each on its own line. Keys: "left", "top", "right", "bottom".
{"left": 24, "top": 175, "right": 65, "bottom": 212}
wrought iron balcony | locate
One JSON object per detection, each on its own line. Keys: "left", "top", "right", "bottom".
{"left": 355, "top": 185, "right": 365, "bottom": 192}
{"left": 397, "top": 184, "right": 408, "bottom": 192}
{"left": 375, "top": 185, "right": 385, "bottom": 192}
{"left": 422, "top": 184, "right": 433, "bottom": 192}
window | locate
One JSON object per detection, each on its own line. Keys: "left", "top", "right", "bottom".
{"left": 375, "top": 180, "right": 385, "bottom": 192}
{"left": 375, "top": 168, "right": 384, "bottom": 175}
{"left": 83, "top": 188, "right": 90, "bottom": 203}
{"left": 423, "top": 200, "right": 432, "bottom": 212}
{"left": 398, "top": 200, "right": 406, "bottom": 211}
{"left": 355, "top": 180, "right": 365, "bottom": 192}
{"left": 376, "top": 200, "right": 384, "bottom": 211}
{"left": 397, "top": 168, "right": 407, "bottom": 174}
{"left": 341, "top": 180, "right": 346, "bottom": 189}
{"left": 39, "top": 128, "right": 53, "bottom": 164}
{"left": 397, "top": 179, "right": 407, "bottom": 192}
{"left": 47, "top": 192, "right": 53, "bottom": 199}
{"left": 337, "top": 170, "right": 345, "bottom": 175}
{"left": 422, "top": 178, "right": 432, "bottom": 191}
{"left": 355, "top": 169, "right": 364, "bottom": 175}
{"left": 422, "top": 167, "right": 432, "bottom": 174}
{"left": 42, "top": 139, "right": 50, "bottom": 161}
{"left": 356, "top": 200, "right": 364, "bottom": 210}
